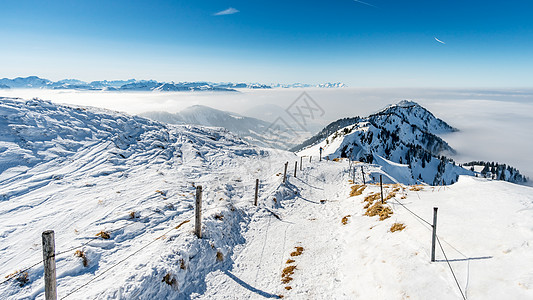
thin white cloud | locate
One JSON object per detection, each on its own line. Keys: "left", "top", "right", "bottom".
{"left": 213, "top": 7, "right": 240, "bottom": 16}
{"left": 353, "top": 0, "right": 377, "bottom": 8}
{"left": 435, "top": 37, "right": 446, "bottom": 44}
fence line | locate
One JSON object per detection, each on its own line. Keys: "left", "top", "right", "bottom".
{"left": 389, "top": 195, "right": 468, "bottom": 299}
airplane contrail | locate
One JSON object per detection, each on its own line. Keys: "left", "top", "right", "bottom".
{"left": 353, "top": 0, "right": 377, "bottom": 8}
{"left": 434, "top": 37, "right": 446, "bottom": 44}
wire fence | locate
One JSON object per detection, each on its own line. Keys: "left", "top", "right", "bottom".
{"left": 389, "top": 193, "right": 467, "bottom": 300}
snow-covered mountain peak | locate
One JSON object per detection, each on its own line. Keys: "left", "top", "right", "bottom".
{"left": 371, "top": 100, "right": 456, "bottom": 135}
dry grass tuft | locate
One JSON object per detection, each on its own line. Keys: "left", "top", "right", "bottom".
{"left": 285, "top": 286, "right": 292, "bottom": 290}
{"left": 341, "top": 215, "right": 351, "bottom": 225}
{"left": 74, "top": 250, "right": 88, "bottom": 267}
{"left": 409, "top": 185, "right": 424, "bottom": 191}
{"left": 129, "top": 211, "right": 136, "bottom": 219}
{"left": 332, "top": 158, "right": 341, "bottom": 162}
{"left": 290, "top": 247, "right": 304, "bottom": 257}
{"left": 281, "top": 265, "right": 296, "bottom": 284}
{"left": 155, "top": 190, "right": 166, "bottom": 196}
{"left": 96, "top": 231, "right": 110, "bottom": 239}
{"left": 16, "top": 272, "right": 29, "bottom": 287}
{"left": 214, "top": 213, "right": 224, "bottom": 221}
{"left": 350, "top": 185, "right": 367, "bottom": 197}
{"left": 162, "top": 273, "right": 178, "bottom": 289}
{"left": 286, "top": 259, "right": 295, "bottom": 264}
{"left": 365, "top": 202, "right": 393, "bottom": 221}
{"left": 179, "top": 258, "right": 187, "bottom": 270}
{"left": 5, "top": 271, "right": 29, "bottom": 287}
{"left": 390, "top": 223, "right": 406, "bottom": 232}
{"left": 216, "top": 251, "right": 224, "bottom": 262}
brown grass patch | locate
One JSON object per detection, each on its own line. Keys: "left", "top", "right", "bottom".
{"left": 214, "top": 213, "right": 224, "bottom": 221}
{"left": 179, "top": 258, "right": 186, "bottom": 270}
{"left": 365, "top": 202, "right": 393, "bottom": 221}
{"left": 216, "top": 251, "right": 224, "bottom": 262}
{"left": 350, "top": 185, "right": 367, "bottom": 197}
{"left": 290, "top": 247, "right": 304, "bottom": 257}
{"left": 96, "top": 231, "right": 110, "bottom": 239}
{"left": 285, "top": 286, "right": 292, "bottom": 290}
{"left": 390, "top": 223, "right": 406, "bottom": 232}
{"left": 281, "top": 265, "right": 296, "bottom": 284}
{"left": 409, "top": 185, "right": 424, "bottom": 191}
{"left": 5, "top": 270, "right": 29, "bottom": 287}
{"left": 129, "top": 211, "right": 136, "bottom": 219}
{"left": 332, "top": 158, "right": 341, "bottom": 162}
{"left": 341, "top": 215, "right": 351, "bottom": 225}
{"left": 74, "top": 250, "right": 88, "bottom": 267}
{"left": 155, "top": 190, "right": 166, "bottom": 196}
{"left": 162, "top": 273, "right": 178, "bottom": 289}
{"left": 286, "top": 259, "right": 295, "bottom": 264}
{"left": 15, "top": 272, "right": 29, "bottom": 287}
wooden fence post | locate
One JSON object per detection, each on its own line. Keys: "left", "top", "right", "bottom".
{"left": 380, "top": 175, "right": 384, "bottom": 204}
{"left": 309, "top": 156, "right": 312, "bottom": 163}
{"left": 283, "top": 162, "right": 288, "bottom": 183}
{"left": 431, "top": 207, "right": 438, "bottom": 262}
{"left": 254, "top": 179, "right": 259, "bottom": 206}
{"left": 294, "top": 161, "right": 297, "bottom": 177}
{"left": 300, "top": 156, "right": 303, "bottom": 171}
{"left": 361, "top": 166, "right": 365, "bottom": 185}
{"left": 195, "top": 186, "right": 203, "bottom": 238}
{"left": 352, "top": 166, "right": 355, "bottom": 183}
{"left": 42, "top": 230, "right": 57, "bottom": 300}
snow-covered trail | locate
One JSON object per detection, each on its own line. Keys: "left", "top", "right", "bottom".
{"left": 195, "top": 159, "right": 533, "bottom": 300}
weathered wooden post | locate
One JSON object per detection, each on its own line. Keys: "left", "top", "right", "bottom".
{"left": 380, "top": 175, "right": 384, "bottom": 204}
{"left": 431, "top": 207, "right": 438, "bottom": 262}
{"left": 309, "top": 156, "right": 312, "bottom": 163}
{"left": 254, "top": 179, "right": 259, "bottom": 206}
{"left": 319, "top": 148, "right": 323, "bottom": 161}
{"left": 352, "top": 166, "right": 356, "bottom": 183}
{"left": 361, "top": 166, "right": 365, "bottom": 185}
{"left": 300, "top": 156, "right": 303, "bottom": 171}
{"left": 42, "top": 230, "right": 57, "bottom": 300}
{"left": 294, "top": 161, "right": 297, "bottom": 177}
{"left": 283, "top": 162, "right": 288, "bottom": 183}
{"left": 195, "top": 186, "right": 203, "bottom": 238}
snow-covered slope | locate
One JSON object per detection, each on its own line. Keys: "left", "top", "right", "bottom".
{"left": 142, "top": 105, "right": 310, "bottom": 150}
{"left": 0, "top": 97, "right": 296, "bottom": 299}
{"left": 1, "top": 97, "right": 532, "bottom": 299}
{"left": 296, "top": 100, "right": 527, "bottom": 186}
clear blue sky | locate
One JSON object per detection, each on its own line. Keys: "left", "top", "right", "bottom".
{"left": 1, "top": 0, "right": 533, "bottom": 87}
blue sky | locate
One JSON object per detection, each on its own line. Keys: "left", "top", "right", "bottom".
{"left": 1, "top": 0, "right": 533, "bottom": 87}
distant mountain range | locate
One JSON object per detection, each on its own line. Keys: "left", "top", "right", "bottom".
{"left": 0, "top": 76, "right": 346, "bottom": 92}
{"left": 141, "top": 105, "right": 312, "bottom": 150}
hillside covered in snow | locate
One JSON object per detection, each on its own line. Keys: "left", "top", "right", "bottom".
{"left": 295, "top": 100, "right": 528, "bottom": 186}
{"left": 142, "top": 105, "right": 310, "bottom": 150}
{"left": 1, "top": 97, "right": 532, "bottom": 300}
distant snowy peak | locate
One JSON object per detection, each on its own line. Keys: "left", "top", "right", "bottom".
{"left": 0, "top": 76, "right": 347, "bottom": 91}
